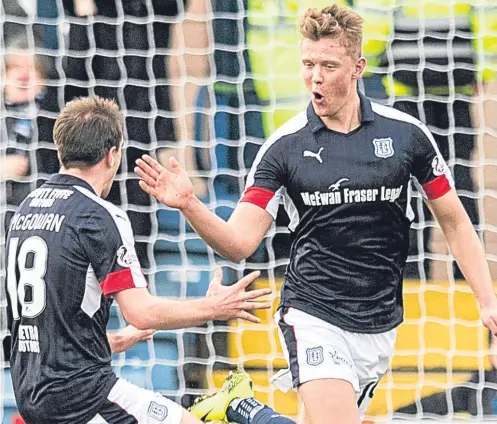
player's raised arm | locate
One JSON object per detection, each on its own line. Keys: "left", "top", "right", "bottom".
{"left": 115, "top": 268, "right": 272, "bottom": 330}
{"left": 135, "top": 154, "right": 275, "bottom": 262}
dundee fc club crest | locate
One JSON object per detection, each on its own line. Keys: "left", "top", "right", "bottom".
{"left": 148, "top": 401, "right": 168, "bottom": 421}
{"left": 306, "top": 346, "right": 324, "bottom": 366}
{"left": 373, "top": 137, "right": 394, "bottom": 158}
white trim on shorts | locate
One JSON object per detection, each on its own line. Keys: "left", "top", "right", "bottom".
{"left": 88, "top": 379, "right": 184, "bottom": 424}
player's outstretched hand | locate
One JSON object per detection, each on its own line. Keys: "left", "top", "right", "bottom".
{"left": 135, "top": 154, "right": 193, "bottom": 210}
{"left": 109, "top": 325, "right": 156, "bottom": 354}
{"left": 207, "top": 267, "right": 272, "bottom": 323}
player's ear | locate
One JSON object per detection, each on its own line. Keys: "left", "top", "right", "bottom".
{"left": 105, "top": 146, "right": 118, "bottom": 169}
{"left": 352, "top": 56, "right": 367, "bottom": 80}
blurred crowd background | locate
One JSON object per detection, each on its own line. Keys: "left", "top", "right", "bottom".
{"left": 3, "top": 0, "right": 497, "bottom": 422}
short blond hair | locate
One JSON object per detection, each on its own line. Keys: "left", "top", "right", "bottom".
{"left": 299, "top": 4, "right": 363, "bottom": 57}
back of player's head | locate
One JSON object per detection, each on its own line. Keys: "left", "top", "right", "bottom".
{"left": 299, "top": 4, "right": 363, "bottom": 58}
{"left": 54, "top": 96, "right": 124, "bottom": 168}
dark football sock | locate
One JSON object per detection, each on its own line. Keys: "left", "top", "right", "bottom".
{"left": 227, "top": 398, "right": 295, "bottom": 424}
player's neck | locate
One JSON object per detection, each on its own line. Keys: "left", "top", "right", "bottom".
{"left": 59, "top": 166, "right": 108, "bottom": 197}
{"left": 321, "top": 93, "right": 361, "bottom": 134}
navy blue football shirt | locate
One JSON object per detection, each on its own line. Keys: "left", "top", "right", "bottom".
{"left": 5, "top": 174, "right": 147, "bottom": 423}
{"left": 241, "top": 92, "right": 452, "bottom": 333}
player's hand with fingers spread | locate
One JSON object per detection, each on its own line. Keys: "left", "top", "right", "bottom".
{"left": 108, "top": 325, "right": 156, "bottom": 354}
{"left": 135, "top": 155, "right": 193, "bottom": 210}
{"left": 207, "top": 267, "right": 272, "bottom": 323}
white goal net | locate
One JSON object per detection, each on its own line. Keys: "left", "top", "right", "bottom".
{"left": 2, "top": 0, "right": 497, "bottom": 423}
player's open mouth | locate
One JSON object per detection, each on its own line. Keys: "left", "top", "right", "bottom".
{"left": 313, "top": 92, "right": 324, "bottom": 102}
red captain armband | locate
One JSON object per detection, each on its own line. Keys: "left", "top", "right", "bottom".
{"left": 240, "top": 187, "right": 276, "bottom": 209}
{"left": 422, "top": 175, "right": 451, "bottom": 200}
{"left": 100, "top": 268, "right": 136, "bottom": 296}
{"left": 12, "top": 414, "right": 25, "bottom": 424}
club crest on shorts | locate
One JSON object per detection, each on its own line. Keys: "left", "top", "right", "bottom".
{"left": 148, "top": 401, "right": 168, "bottom": 421}
{"left": 306, "top": 346, "right": 324, "bottom": 366}
{"left": 372, "top": 137, "right": 394, "bottom": 158}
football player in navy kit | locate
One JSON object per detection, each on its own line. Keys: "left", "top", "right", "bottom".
{"left": 135, "top": 4, "right": 497, "bottom": 424}
{"left": 4, "top": 96, "right": 272, "bottom": 424}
